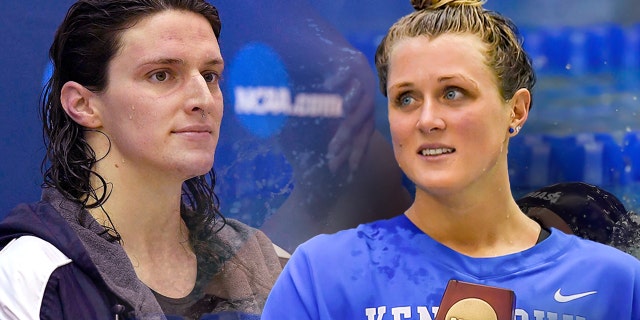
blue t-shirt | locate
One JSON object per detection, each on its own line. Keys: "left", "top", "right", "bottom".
{"left": 263, "top": 214, "right": 640, "bottom": 319}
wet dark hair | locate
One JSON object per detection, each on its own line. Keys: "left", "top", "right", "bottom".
{"left": 40, "top": 0, "right": 225, "bottom": 259}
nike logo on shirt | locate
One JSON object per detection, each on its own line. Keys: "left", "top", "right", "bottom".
{"left": 554, "top": 288, "right": 597, "bottom": 302}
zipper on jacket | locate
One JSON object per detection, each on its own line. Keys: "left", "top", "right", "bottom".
{"left": 112, "top": 304, "right": 125, "bottom": 320}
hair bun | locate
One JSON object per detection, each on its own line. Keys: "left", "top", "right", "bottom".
{"left": 410, "top": 0, "right": 432, "bottom": 10}
{"left": 412, "top": 0, "right": 478, "bottom": 11}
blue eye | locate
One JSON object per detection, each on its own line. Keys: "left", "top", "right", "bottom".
{"left": 397, "top": 94, "right": 414, "bottom": 107}
{"left": 444, "top": 88, "right": 462, "bottom": 100}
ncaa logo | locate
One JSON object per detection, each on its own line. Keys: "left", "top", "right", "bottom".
{"left": 226, "top": 42, "right": 344, "bottom": 139}
{"left": 226, "top": 42, "right": 290, "bottom": 139}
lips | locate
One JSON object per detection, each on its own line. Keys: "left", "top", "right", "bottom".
{"left": 172, "top": 125, "right": 213, "bottom": 134}
{"left": 419, "top": 147, "right": 455, "bottom": 156}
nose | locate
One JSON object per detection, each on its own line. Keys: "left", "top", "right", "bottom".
{"left": 416, "top": 100, "right": 445, "bottom": 133}
{"left": 186, "top": 73, "right": 217, "bottom": 116}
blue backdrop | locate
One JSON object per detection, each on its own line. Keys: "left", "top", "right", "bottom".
{"left": 2, "top": 1, "right": 640, "bottom": 249}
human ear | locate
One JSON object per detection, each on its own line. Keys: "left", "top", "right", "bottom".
{"left": 60, "top": 81, "right": 102, "bottom": 128}
{"left": 509, "top": 88, "right": 530, "bottom": 130}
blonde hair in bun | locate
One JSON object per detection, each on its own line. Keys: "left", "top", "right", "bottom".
{"left": 410, "top": 0, "right": 484, "bottom": 11}
{"left": 376, "top": 0, "right": 535, "bottom": 108}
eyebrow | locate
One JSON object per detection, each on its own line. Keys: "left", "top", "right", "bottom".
{"left": 388, "top": 73, "right": 481, "bottom": 93}
{"left": 387, "top": 81, "right": 414, "bottom": 93}
{"left": 139, "top": 57, "right": 224, "bottom": 68}
{"left": 203, "top": 58, "right": 224, "bottom": 68}
{"left": 438, "top": 74, "right": 479, "bottom": 91}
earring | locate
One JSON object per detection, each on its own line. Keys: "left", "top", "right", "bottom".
{"left": 515, "top": 126, "right": 521, "bottom": 133}
{"left": 509, "top": 127, "right": 515, "bottom": 134}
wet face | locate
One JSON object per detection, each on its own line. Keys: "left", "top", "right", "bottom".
{"left": 386, "top": 33, "right": 512, "bottom": 195}
{"left": 94, "top": 10, "right": 224, "bottom": 181}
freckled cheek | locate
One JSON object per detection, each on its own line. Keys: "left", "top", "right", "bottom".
{"left": 391, "top": 140, "right": 404, "bottom": 156}
{"left": 390, "top": 141, "right": 406, "bottom": 171}
{"left": 388, "top": 117, "right": 404, "bottom": 136}
{"left": 389, "top": 120, "right": 413, "bottom": 156}
{"left": 389, "top": 131, "right": 403, "bottom": 150}
{"left": 389, "top": 133, "right": 410, "bottom": 168}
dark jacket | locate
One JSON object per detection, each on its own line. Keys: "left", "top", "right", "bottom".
{"left": 0, "top": 189, "right": 281, "bottom": 319}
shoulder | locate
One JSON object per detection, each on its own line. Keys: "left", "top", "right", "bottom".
{"left": 201, "top": 219, "right": 282, "bottom": 314}
{"left": 0, "top": 236, "right": 72, "bottom": 320}
{"left": 0, "top": 235, "right": 72, "bottom": 274}
{"left": 215, "top": 218, "right": 282, "bottom": 278}
{"left": 220, "top": 218, "right": 276, "bottom": 251}
{"left": 552, "top": 230, "right": 640, "bottom": 273}
{"left": 0, "top": 191, "right": 79, "bottom": 248}
{"left": 557, "top": 230, "right": 634, "bottom": 257}
{"left": 309, "top": 214, "right": 408, "bottom": 245}
{"left": 293, "top": 215, "right": 408, "bottom": 262}
{"left": 556, "top": 233, "right": 640, "bottom": 306}
{"left": 0, "top": 200, "right": 56, "bottom": 233}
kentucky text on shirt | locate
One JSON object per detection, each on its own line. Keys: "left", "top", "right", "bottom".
{"left": 365, "top": 305, "right": 587, "bottom": 320}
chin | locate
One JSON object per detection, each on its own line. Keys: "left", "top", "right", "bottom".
{"left": 414, "top": 177, "right": 465, "bottom": 194}
{"left": 177, "top": 158, "right": 215, "bottom": 179}
{"left": 195, "top": 162, "right": 215, "bottom": 176}
{"left": 194, "top": 168, "right": 213, "bottom": 177}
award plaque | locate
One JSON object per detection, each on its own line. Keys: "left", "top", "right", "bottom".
{"left": 434, "top": 279, "right": 516, "bottom": 320}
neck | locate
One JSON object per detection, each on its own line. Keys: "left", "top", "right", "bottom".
{"left": 86, "top": 177, "right": 198, "bottom": 299}
{"left": 84, "top": 137, "right": 199, "bottom": 298}
{"left": 407, "top": 188, "right": 541, "bottom": 257}
{"left": 88, "top": 158, "right": 187, "bottom": 252}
